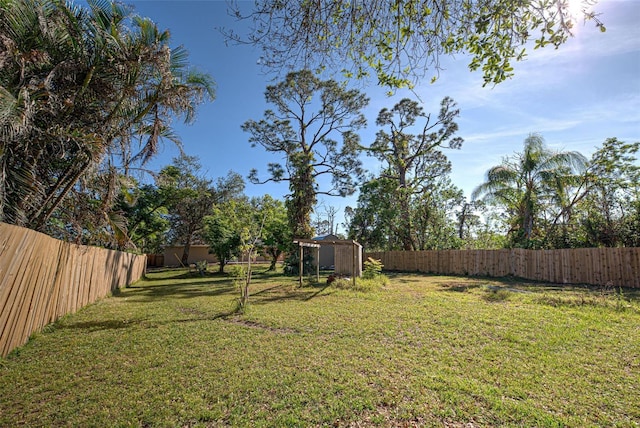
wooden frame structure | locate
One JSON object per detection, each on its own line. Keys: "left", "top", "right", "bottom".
{"left": 293, "top": 238, "right": 362, "bottom": 287}
{"left": 293, "top": 240, "right": 321, "bottom": 286}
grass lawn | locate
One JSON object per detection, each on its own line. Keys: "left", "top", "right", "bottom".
{"left": 1, "top": 267, "right": 639, "bottom": 427}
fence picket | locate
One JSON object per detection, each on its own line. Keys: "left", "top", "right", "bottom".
{"left": 365, "top": 247, "right": 640, "bottom": 288}
{"left": 0, "top": 223, "right": 145, "bottom": 357}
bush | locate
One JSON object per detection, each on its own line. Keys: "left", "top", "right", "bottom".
{"left": 362, "top": 257, "right": 384, "bottom": 279}
{"left": 228, "top": 265, "right": 249, "bottom": 312}
{"left": 283, "top": 251, "right": 315, "bottom": 276}
{"left": 331, "top": 274, "right": 388, "bottom": 292}
{"left": 483, "top": 286, "right": 511, "bottom": 302}
{"left": 195, "top": 260, "right": 208, "bottom": 276}
{"left": 534, "top": 287, "right": 637, "bottom": 312}
{"left": 228, "top": 264, "right": 245, "bottom": 278}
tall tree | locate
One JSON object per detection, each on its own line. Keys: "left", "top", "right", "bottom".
{"left": 456, "top": 200, "right": 485, "bottom": 242}
{"left": 226, "top": 0, "right": 605, "bottom": 89}
{"left": 242, "top": 70, "right": 368, "bottom": 239}
{"left": 312, "top": 202, "right": 340, "bottom": 237}
{"left": 44, "top": 167, "right": 133, "bottom": 248}
{"left": 347, "top": 177, "right": 402, "bottom": 251}
{"left": 347, "top": 171, "right": 464, "bottom": 251}
{"left": 365, "top": 97, "right": 463, "bottom": 250}
{"left": 204, "top": 195, "right": 282, "bottom": 309}
{"left": 0, "top": 0, "right": 214, "bottom": 237}
{"left": 472, "top": 133, "right": 587, "bottom": 248}
{"left": 203, "top": 195, "right": 288, "bottom": 273}
{"left": 411, "top": 178, "right": 464, "bottom": 250}
{"left": 575, "top": 138, "right": 640, "bottom": 247}
{"left": 203, "top": 202, "right": 243, "bottom": 273}
{"left": 115, "top": 182, "right": 172, "bottom": 254}
{"left": 162, "top": 156, "right": 244, "bottom": 265}
{"left": 257, "top": 196, "right": 290, "bottom": 271}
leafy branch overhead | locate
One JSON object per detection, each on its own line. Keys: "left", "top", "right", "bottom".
{"left": 225, "top": 0, "right": 605, "bottom": 89}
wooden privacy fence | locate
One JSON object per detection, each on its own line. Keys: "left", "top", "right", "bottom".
{"left": 366, "top": 248, "right": 640, "bottom": 288}
{"left": 146, "top": 253, "right": 165, "bottom": 268}
{"left": 0, "top": 222, "right": 147, "bottom": 357}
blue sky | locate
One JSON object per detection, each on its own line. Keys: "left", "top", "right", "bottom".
{"left": 126, "top": 0, "right": 640, "bottom": 228}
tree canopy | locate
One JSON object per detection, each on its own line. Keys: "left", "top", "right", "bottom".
{"left": 226, "top": 0, "right": 605, "bottom": 89}
{"left": 0, "top": 0, "right": 214, "bottom": 237}
{"left": 162, "top": 156, "right": 244, "bottom": 264}
{"left": 575, "top": 138, "right": 640, "bottom": 247}
{"left": 361, "top": 97, "right": 463, "bottom": 250}
{"left": 472, "top": 133, "right": 588, "bottom": 248}
{"left": 243, "top": 70, "right": 368, "bottom": 239}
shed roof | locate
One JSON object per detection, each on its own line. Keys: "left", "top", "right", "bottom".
{"left": 312, "top": 234, "right": 340, "bottom": 241}
{"left": 294, "top": 238, "right": 361, "bottom": 248}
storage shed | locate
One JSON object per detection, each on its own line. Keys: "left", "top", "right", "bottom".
{"left": 295, "top": 238, "right": 362, "bottom": 277}
{"left": 313, "top": 234, "right": 339, "bottom": 268}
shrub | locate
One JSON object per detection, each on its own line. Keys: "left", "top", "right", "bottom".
{"left": 483, "top": 287, "right": 511, "bottom": 302}
{"left": 195, "top": 260, "right": 208, "bottom": 276}
{"left": 283, "top": 251, "right": 315, "bottom": 276}
{"left": 331, "top": 274, "right": 388, "bottom": 292}
{"left": 534, "top": 287, "right": 637, "bottom": 313}
{"left": 229, "top": 264, "right": 245, "bottom": 278}
{"left": 363, "top": 257, "right": 384, "bottom": 279}
{"left": 228, "top": 265, "right": 248, "bottom": 312}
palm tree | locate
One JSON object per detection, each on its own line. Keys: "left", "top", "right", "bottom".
{"left": 0, "top": 0, "right": 214, "bottom": 244}
{"left": 472, "top": 133, "right": 587, "bottom": 248}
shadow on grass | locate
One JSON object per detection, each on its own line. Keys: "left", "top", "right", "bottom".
{"left": 439, "top": 283, "right": 483, "bottom": 293}
{"left": 56, "top": 309, "right": 239, "bottom": 333}
{"left": 125, "top": 268, "right": 334, "bottom": 306}
{"left": 248, "top": 283, "right": 333, "bottom": 306}
{"left": 141, "top": 270, "right": 192, "bottom": 281}
{"left": 141, "top": 266, "right": 287, "bottom": 282}
{"left": 249, "top": 284, "right": 291, "bottom": 297}
{"left": 430, "top": 273, "right": 640, "bottom": 301}
{"left": 300, "top": 284, "right": 334, "bottom": 301}
{"left": 55, "top": 319, "right": 147, "bottom": 332}
{"left": 51, "top": 270, "right": 336, "bottom": 335}
{"left": 121, "top": 280, "right": 236, "bottom": 302}
{"left": 251, "top": 268, "right": 288, "bottom": 279}
{"left": 384, "top": 272, "right": 424, "bottom": 283}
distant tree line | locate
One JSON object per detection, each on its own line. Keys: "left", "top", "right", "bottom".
{"left": 347, "top": 134, "right": 639, "bottom": 251}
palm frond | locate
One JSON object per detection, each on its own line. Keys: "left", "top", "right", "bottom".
{"left": 105, "top": 209, "right": 132, "bottom": 249}
{"left": 184, "top": 69, "right": 216, "bottom": 100}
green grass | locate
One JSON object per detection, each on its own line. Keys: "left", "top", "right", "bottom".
{"left": 1, "top": 268, "right": 639, "bottom": 427}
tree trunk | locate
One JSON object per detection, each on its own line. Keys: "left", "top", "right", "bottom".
{"left": 181, "top": 239, "right": 192, "bottom": 266}
{"left": 397, "top": 187, "right": 415, "bottom": 251}
{"left": 458, "top": 203, "right": 470, "bottom": 240}
{"left": 288, "top": 157, "right": 316, "bottom": 239}
{"left": 268, "top": 249, "right": 281, "bottom": 271}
